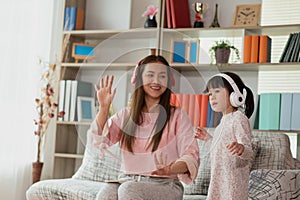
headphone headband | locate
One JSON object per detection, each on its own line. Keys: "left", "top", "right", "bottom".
{"left": 211, "top": 73, "right": 246, "bottom": 107}
{"left": 212, "top": 73, "right": 243, "bottom": 97}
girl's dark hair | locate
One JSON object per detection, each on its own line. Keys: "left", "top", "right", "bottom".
{"left": 121, "top": 55, "right": 173, "bottom": 152}
{"left": 205, "top": 72, "right": 254, "bottom": 118}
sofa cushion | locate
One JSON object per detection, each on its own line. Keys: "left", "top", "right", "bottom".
{"left": 26, "top": 179, "right": 105, "bottom": 200}
{"left": 248, "top": 169, "right": 300, "bottom": 199}
{"left": 183, "top": 139, "right": 210, "bottom": 195}
{"left": 251, "top": 131, "right": 297, "bottom": 170}
{"left": 72, "top": 136, "right": 121, "bottom": 182}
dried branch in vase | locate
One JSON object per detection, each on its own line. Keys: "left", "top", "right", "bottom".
{"left": 33, "top": 63, "right": 64, "bottom": 163}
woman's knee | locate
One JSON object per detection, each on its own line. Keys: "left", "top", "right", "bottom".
{"left": 95, "top": 183, "right": 119, "bottom": 200}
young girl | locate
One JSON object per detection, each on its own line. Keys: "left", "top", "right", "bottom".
{"left": 91, "top": 55, "right": 199, "bottom": 200}
{"left": 194, "top": 72, "right": 254, "bottom": 200}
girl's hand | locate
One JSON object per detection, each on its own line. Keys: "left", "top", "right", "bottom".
{"left": 226, "top": 142, "right": 244, "bottom": 156}
{"left": 194, "top": 126, "right": 208, "bottom": 141}
{"left": 94, "top": 75, "right": 116, "bottom": 108}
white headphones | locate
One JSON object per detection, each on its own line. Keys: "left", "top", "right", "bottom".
{"left": 212, "top": 73, "right": 247, "bottom": 107}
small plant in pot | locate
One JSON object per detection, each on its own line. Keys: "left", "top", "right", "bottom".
{"left": 209, "top": 40, "right": 240, "bottom": 64}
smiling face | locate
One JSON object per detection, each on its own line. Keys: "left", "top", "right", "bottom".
{"left": 208, "top": 87, "right": 234, "bottom": 115}
{"left": 142, "top": 62, "right": 168, "bottom": 105}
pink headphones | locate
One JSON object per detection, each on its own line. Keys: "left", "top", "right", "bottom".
{"left": 131, "top": 61, "right": 176, "bottom": 87}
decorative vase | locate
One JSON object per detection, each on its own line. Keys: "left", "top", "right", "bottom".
{"left": 144, "top": 16, "right": 157, "bottom": 28}
{"left": 210, "top": 4, "right": 220, "bottom": 28}
{"left": 215, "top": 48, "right": 230, "bottom": 64}
{"left": 32, "top": 162, "right": 43, "bottom": 184}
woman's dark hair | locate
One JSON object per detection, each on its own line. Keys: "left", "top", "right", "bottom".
{"left": 205, "top": 72, "right": 254, "bottom": 118}
{"left": 121, "top": 55, "right": 173, "bottom": 152}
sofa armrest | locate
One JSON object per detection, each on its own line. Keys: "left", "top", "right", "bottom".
{"left": 248, "top": 169, "right": 300, "bottom": 199}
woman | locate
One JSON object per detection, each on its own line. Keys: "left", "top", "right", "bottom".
{"left": 90, "top": 55, "right": 199, "bottom": 200}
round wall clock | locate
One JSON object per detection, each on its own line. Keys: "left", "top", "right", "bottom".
{"left": 232, "top": 4, "right": 261, "bottom": 27}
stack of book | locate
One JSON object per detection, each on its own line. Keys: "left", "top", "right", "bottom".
{"left": 257, "top": 93, "right": 300, "bottom": 130}
{"left": 58, "top": 80, "right": 93, "bottom": 122}
{"left": 243, "top": 35, "right": 272, "bottom": 63}
{"left": 170, "top": 93, "right": 221, "bottom": 128}
{"left": 64, "top": 0, "right": 86, "bottom": 30}
{"left": 279, "top": 32, "right": 300, "bottom": 62}
{"left": 165, "top": 0, "right": 191, "bottom": 28}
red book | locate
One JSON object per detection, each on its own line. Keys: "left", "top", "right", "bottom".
{"left": 243, "top": 36, "right": 252, "bottom": 63}
{"left": 250, "top": 35, "right": 260, "bottom": 63}
{"left": 169, "top": 0, "right": 191, "bottom": 28}
{"left": 259, "top": 35, "right": 272, "bottom": 63}
{"left": 181, "top": 94, "right": 190, "bottom": 114}
{"left": 165, "top": 0, "right": 173, "bottom": 28}
{"left": 200, "top": 94, "right": 209, "bottom": 127}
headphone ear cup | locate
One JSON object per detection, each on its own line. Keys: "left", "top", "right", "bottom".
{"left": 230, "top": 92, "right": 239, "bottom": 107}
{"left": 230, "top": 91, "right": 245, "bottom": 107}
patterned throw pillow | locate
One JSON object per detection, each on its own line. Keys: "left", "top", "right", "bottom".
{"left": 72, "top": 139, "right": 121, "bottom": 182}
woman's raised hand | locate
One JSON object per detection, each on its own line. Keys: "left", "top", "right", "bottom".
{"left": 94, "top": 75, "right": 116, "bottom": 108}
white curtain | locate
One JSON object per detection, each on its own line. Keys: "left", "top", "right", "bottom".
{"left": 0, "top": 1, "right": 54, "bottom": 199}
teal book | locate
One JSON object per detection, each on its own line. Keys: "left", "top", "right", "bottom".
{"left": 69, "top": 80, "right": 93, "bottom": 121}
{"left": 279, "top": 93, "right": 293, "bottom": 130}
{"left": 291, "top": 93, "right": 300, "bottom": 130}
{"left": 259, "top": 93, "right": 281, "bottom": 130}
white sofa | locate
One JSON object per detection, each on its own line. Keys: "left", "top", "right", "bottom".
{"left": 26, "top": 130, "right": 300, "bottom": 200}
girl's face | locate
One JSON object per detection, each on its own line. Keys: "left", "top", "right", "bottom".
{"left": 142, "top": 62, "right": 168, "bottom": 102}
{"left": 208, "top": 87, "right": 234, "bottom": 114}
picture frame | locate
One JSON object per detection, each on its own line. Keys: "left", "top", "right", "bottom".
{"left": 72, "top": 42, "right": 95, "bottom": 63}
{"left": 187, "top": 39, "right": 200, "bottom": 64}
{"left": 170, "top": 40, "right": 188, "bottom": 63}
{"left": 170, "top": 39, "right": 200, "bottom": 64}
{"left": 77, "top": 96, "right": 95, "bottom": 122}
{"left": 232, "top": 4, "right": 261, "bottom": 27}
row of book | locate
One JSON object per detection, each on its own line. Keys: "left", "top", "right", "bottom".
{"left": 63, "top": 0, "right": 86, "bottom": 31}
{"left": 165, "top": 0, "right": 191, "bottom": 28}
{"left": 58, "top": 80, "right": 93, "bottom": 122}
{"left": 170, "top": 93, "right": 221, "bottom": 128}
{"left": 279, "top": 32, "right": 300, "bottom": 63}
{"left": 243, "top": 35, "right": 272, "bottom": 63}
{"left": 257, "top": 93, "right": 300, "bottom": 130}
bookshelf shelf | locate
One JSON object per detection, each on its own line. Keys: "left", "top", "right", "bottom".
{"left": 61, "top": 62, "right": 135, "bottom": 70}
{"left": 64, "top": 28, "right": 159, "bottom": 40}
{"left": 54, "top": 153, "right": 84, "bottom": 159}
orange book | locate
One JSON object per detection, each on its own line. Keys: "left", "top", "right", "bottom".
{"left": 200, "top": 94, "right": 209, "bottom": 127}
{"left": 250, "top": 35, "right": 260, "bottom": 63}
{"left": 75, "top": 0, "right": 86, "bottom": 30}
{"left": 170, "top": 93, "right": 176, "bottom": 106}
{"left": 243, "top": 36, "right": 252, "bottom": 63}
{"left": 181, "top": 94, "right": 190, "bottom": 115}
{"left": 259, "top": 35, "right": 272, "bottom": 63}
{"left": 194, "top": 94, "right": 202, "bottom": 127}
{"left": 175, "top": 93, "right": 183, "bottom": 107}
{"left": 188, "top": 94, "right": 195, "bottom": 125}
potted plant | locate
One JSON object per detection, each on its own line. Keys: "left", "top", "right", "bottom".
{"left": 33, "top": 62, "right": 64, "bottom": 183}
{"left": 209, "top": 40, "right": 240, "bottom": 64}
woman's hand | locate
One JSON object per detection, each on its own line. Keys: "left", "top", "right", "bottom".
{"left": 226, "top": 142, "right": 244, "bottom": 156}
{"left": 194, "top": 127, "right": 208, "bottom": 141}
{"left": 94, "top": 75, "right": 116, "bottom": 108}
